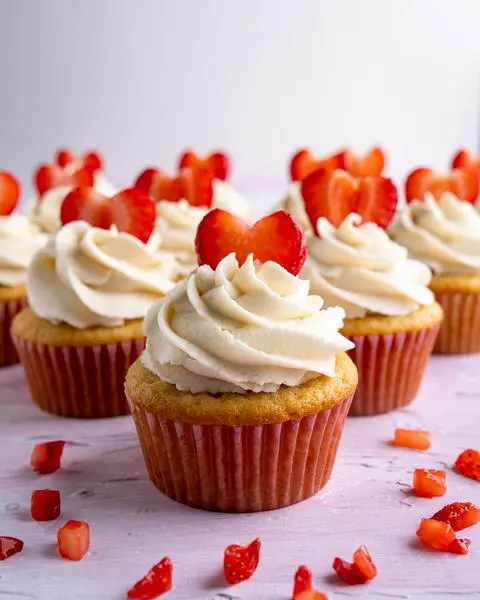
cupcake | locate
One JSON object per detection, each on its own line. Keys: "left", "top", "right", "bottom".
{"left": 27, "top": 148, "right": 117, "bottom": 233}
{"left": 281, "top": 146, "right": 386, "bottom": 232}
{"left": 299, "top": 168, "right": 442, "bottom": 416}
{"left": 391, "top": 170, "right": 480, "bottom": 354}
{"left": 0, "top": 172, "right": 47, "bottom": 366}
{"left": 126, "top": 209, "right": 358, "bottom": 512}
{"left": 12, "top": 186, "right": 178, "bottom": 418}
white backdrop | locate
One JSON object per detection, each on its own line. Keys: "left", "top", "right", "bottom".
{"left": 1, "top": 0, "right": 480, "bottom": 212}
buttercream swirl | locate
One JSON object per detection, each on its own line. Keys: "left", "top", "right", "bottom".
{"left": 28, "top": 221, "right": 178, "bottom": 329}
{"left": 143, "top": 253, "right": 353, "bottom": 394}
{"left": 0, "top": 215, "right": 47, "bottom": 286}
{"left": 212, "top": 180, "right": 252, "bottom": 221}
{"left": 390, "top": 192, "right": 480, "bottom": 275}
{"left": 279, "top": 182, "right": 312, "bottom": 232}
{"left": 301, "top": 213, "right": 434, "bottom": 318}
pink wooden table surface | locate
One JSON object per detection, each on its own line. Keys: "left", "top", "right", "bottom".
{"left": 0, "top": 355, "right": 479, "bottom": 600}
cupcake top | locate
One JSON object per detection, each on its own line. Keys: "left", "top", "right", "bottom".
{"left": 28, "top": 221, "right": 177, "bottom": 329}
{"left": 390, "top": 192, "right": 480, "bottom": 276}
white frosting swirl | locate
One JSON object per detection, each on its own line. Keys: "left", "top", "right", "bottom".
{"left": 279, "top": 182, "right": 312, "bottom": 232}
{"left": 301, "top": 214, "right": 434, "bottom": 318}
{"left": 390, "top": 192, "right": 480, "bottom": 275}
{"left": 212, "top": 180, "right": 252, "bottom": 221}
{"left": 28, "top": 221, "right": 178, "bottom": 329}
{"left": 0, "top": 215, "right": 47, "bottom": 287}
{"left": 143, "top": 253, "right": 353, "bottom": 394}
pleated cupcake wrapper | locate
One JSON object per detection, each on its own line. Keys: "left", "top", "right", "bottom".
{"left": 13, "top": 336, "right": 145, "bottom": 418}
{"left": 434, "top": 291, "right": 480, "bottom": 355}
{"left": 0, "top": 297, "right": 27, "bottom": 367}
{"left": 346, "top": 324, "right": 440, "bottom": 417}
{"left": 127, "top": 392, "right": 354, "bottom": 513}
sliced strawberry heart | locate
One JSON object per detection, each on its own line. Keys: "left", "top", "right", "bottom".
{"left": 0, "top": 536, "right": 24, "bottom": 561}
{"left": 416, "top": 519, "right": 471, "bottom": 555}
{"left": 135, "top": 167, "right": 213, "bottom": 208}
{"left": 344, "top": 147, "right": 385, "bottom": 177}
{"left": 355, "top": 176, "right": 397, "bottom": 229}
{"left": 432, "top": 502, "right": 480, "bottom": 532}
{"left": 179, "top": 150, "right": 230, "bottom": 180}
{"left": 31, "top": 489, "right": 61, "bottom": 522}
{"left": 0, "top": 171, "right": 20, "bottom": 215}
{"left": 405, "top": 167, "right": 479, "bottom": 203}
{"left": 31, "top": 440, "right": 66, "bottom": 474}
{"left": 224, "top": 537, "right": 261, "bottom": 585}
{"left": 413, "top": 469, "right": 446, "bottom": 498}
{"left": 290, "top": 148, "right": 346, "bottom": 182}
{"left": 196, "top": 209, "right": 307, "bottom": 275}
{"left": 57, "top": 520, "right": 90, "bottom": 561}
{"left": 451, "top": 148, "right": 480, "bottom": 178}
{"left": 455, "top": 449, "right": 480, "bottom": 482}
{"left": 393, "top": 429, "right": 431, "bottom": 451}
{"left": 293, "top": 565, "right": 312, "bottom": 598}
{"left": 127, "top": 556, "right": 173, "bottom": 599}
{"left": 55, "top": 148, "right": 103, "bottom": 171}
{"left": 34, "top": 163, "right": 95, "bottom": 196}
{"left": 61, "top": 187, "right": 156, "bottom": 243}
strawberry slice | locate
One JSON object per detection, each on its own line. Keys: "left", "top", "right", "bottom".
{"left": 455, "top": 449, "right": 480, "bottom": 482}
{"left": 333, "top": 546, "right": 377, "bottom": 585}
{"left": 416, "top": 519, "right": 471, "bottom": 555}
{"left": 31, "top": 489, "right": 61, "bottom": 522}
{"left": 31, "top": 441, "right": 65, "bottom": 475}
{"left": 34, "top": 163, "right": 95, "bottom": 196}
{"left": 57, "top": 520, "right": 90, "bottom": 561}
{"left": 432, "top": 502, "right": 480, "bottom": 531}
{"left": 413, "top": 469, "right": 446, "bottom": 498}
{"left": 224, "top": 537, "right": 261, "bottom": 585}
{"left": 293, "top": 565, "right": 312, "bottom": 598}
{"left": 0, "top": 537, "right": 24, "bottom": 561}
{"left": 179, "top": 150, "right": 230, "bottom": 180}
{"left": 451, "top": 148, "right": 480, "bottom": 179}
{"left": 344, "top": 147, "right": 385, "bottom": 177}
{"left": 355, "top": 176, "right": 398, "bottom": 229}
{"left": 55, "top": 148, "right": 103, "bottom": 171}
{"left": 83, "top": 151, "right": 103, "bottom": 171}
{"left": 196, "top": 209, "right": 307, "bottom": 275}
{"left": 127, "top": 557, "right": 173, "bottom": 599}
{"left": 61, "top": 187, "right": 156, "bottom": 243}
{"left": 0, "top": 171, "right": 20, "bottom": 215}
{"left": 290, "top": 148, "right": 346, "bottom": 181}
{"left": 393, "top": 429, "right": 431, "bottom": 451}
{"left": 405, "top": 167, "right": 479, "bottom": 203}
{"left": 135, "top": 167, "right": 213, "bottom": 208}
{"left": 55, "top": 148, "right": 77, "bottom": 167}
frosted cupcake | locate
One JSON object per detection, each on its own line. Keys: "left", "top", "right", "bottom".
{"left": 0, "top": 172, "right": 47, "bottom": 366}
{"left": 299, "top": 168, "right": 442, "bottom": 416}
{"left": 126, "top": 209, "right": 358, "bottom": 512}
{"left": 12, "top": 187, "right": 178, "bottom": 417}
{"left": 28, "top": 148, "right": 117, "bottom": 233}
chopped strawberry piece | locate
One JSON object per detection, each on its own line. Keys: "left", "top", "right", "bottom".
{"left": 196, "top": 209, "right": 307, "bottom": 275}
{"left": 353, "top": 546, "right": 378, "bottom": 581}
{"left": 61, "top": 187, "right": 156, "bottom": 243}
{"left": 432, "top": 502, "right": 480, "bottom": 531}
{"left": 179, "top": 150, "right": 230, "bottom": 180}
{"left": 290, "top": 148, "right": 345, "bottom": 181}
{"left": 333, "top": 546, "right": 377, "bottom": 585}
{"left": 302, "top": 168, "right": 397, "bottom": 231}
{"left": 0, "top": 537, "right": 24, "bottom": 561}
{"left": 455, "top": 449, "right": 480, "bottom": 482}
{"left": 413, "top": 469, "right": 446, "bottom": 498}
{"left": 416, "top": 518, "right": 471, "bottom": 555}
{"left": 31, "top": 440, "right": 65, "bottom": 475}
{"left": 57, "top": 520, "right": 90, "bottom": 561}
{"left": 293, "top": 565, "right": 312, "bottom": 598}
{"left": 34, "top": 163, "right": 95, "bottom": 196}
{"left": 134, "top": 167, "right": 213, "bottom": 208}
{"left": 0, "top": 171, "right": 20, "bottom": 215}
{"left": 127, "top": 556, "right": 173, "bottom": 599}
{"left": 393, "top": 429, "right": 431, "bottom": 451}
{"left": 332, "top": 558, "right": 367, "bottom": 585}
{"left": 31, "top": 489, "right": 61, "bottom": 521}
{"left": 405, "top": 167, "right": 479, "bottom": 203}
{"left": 224, "top": 537, "right": 261, "bottom": 585}
{"left": 344, "top": 147, "right": 386, "bottom": 177}
{"left": 295, "top": 591, "right": 329, "bottom": 600}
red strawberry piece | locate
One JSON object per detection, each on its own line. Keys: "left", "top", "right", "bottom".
{"left": 393, "top": 429, "right": 431, "bottom": 451}
{"left": 55, "top": 148, "right": 77, "bottom": 167}
{"left": 31, "top": 440, "right": 65, "bottom": 475}
{"left": 31, "top": 489, "right": 61, "bottom": 522}
{"left": 455, "top": 449, "right": 480, "bottom": 482}
{"left": 405, "top": 167, "right": 479, "bottom": 203}
{"left": 332, "top": 557, "right": 367, "bottom": 585}
{"left": 57, "top": 520, "right": 90, "bottom": 561}
{"left": 344, "top": 147, "right": 386, "bottom": 177}
{"left": 34, "top": 163, "right": 95, "bottom": 196}
{"left": 0, "top": 537, "right": 24, "bottom": 561}
{"left": 416, "top": 519, "right": 470, "bottom": 555}
{"left": 432, "top": 502, "right": 480, "bottom": 531}
{"left": 355, "top": 176, "right": 398, "bottom": 229}
{"left": 449, "top": 538, "right": 471, "bottom": 555}
{"left": 179, "top": 150, "right": 230, "bottom": 180}
{"left": 82, "top": 151, "right": 103, "bottom": 171}
{"left": 127, "top": 556, "right": 173, "bottom": 599}
{"left": 293, "top": 565, "right": 312, "bottom": 598}
{"left": 224, "top": 537, "right": 261, "bottom": 585}
{"left": 413, "top": 469, "right": 446, "bottom": 498}
{"left": 290, "top": 149, "right": 345, "bottom": 182}
{"left": 135, "top": 168, "right": 164, "bottom": 193}
{"left": 61, "top": 187, "right": 156, "bottom": 243}
{"left": 0, "top": 171, "right": 20, "bottom": 215}
{"left": 451, "top": 148, "right": 480, "bottom": 179}
{"left": 196, "top": 209, "right": 307, "bottom": 275}
{"left": 353, "top": 546, "right": 377, "bottom": 581}
{"left": 55, "top": 148, "right": 103, "bottom": 172}
{"left": 135, "top": 167, "right": 213, "bottom": 208}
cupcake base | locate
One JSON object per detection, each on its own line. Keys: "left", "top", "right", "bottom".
{"left": 0, "top": 285, "right": 28, "bottom": 367}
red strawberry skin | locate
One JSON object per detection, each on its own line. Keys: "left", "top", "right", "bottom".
{"left": 455, "top": 449, "right": 480, "bottom": 481}
{"left": 31, "top": 441, "right": 66, "bottom": 475}
{"left": 34, "top": 163, "right": 95, "bottom": 196}
{"left": 0, "top": 171, "right": 20, "bottom": 215}
{"left": 196, "top": 209, "right": 307, "bottom": 275}
{"left": 432, "top": 502, "right": 480, "bottom": 531}
{"left": 224, "top": 538, "right": 261, "bottom": 585}
{"left": 127, "top": 556, "right": 173, "bottom": 599}
{"left": 31, "top": 489, "right": 61, "bottom": 522}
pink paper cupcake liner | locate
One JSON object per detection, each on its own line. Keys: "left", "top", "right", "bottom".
{"left": 0, "top": 297, "right": 26, "bottom": 367}
{"left": 14, "top": 337, "right": 145, "bottom": 418}
{"left": 434, "top": 292, "right": 480, "bottom": 354}
{"left": 127, "top": 393, "right": 354, "bottom": 512}
{"left": 346, "top": 324, "right": 440, "bottom": 416}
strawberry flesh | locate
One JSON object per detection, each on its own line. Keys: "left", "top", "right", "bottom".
{"left": 224, "top": 537, "right": 261, "bottom": 585}
{"left": 31, "top": 489, "right": 61, "bottom": 522}
{"left": 413, "top": 469, "right": 446, "bottom": 498}
{"left": 416, "top": 518, "right": 471, "bottom": 555}
{"left": 353, "top": 546, "right": 377, "bottom": 581}
{"left": 455, "top": 449, "right": 480, "bottom": 482}
{"left": 332, "top": 557, "right": 367, "bottom": 585}
{"left": 179, "top": 150, "right": 230, "bottom": 180}
{"left": 57, "top": 520, "right": 90, "bottom": 561}
{"left": 0, "top": 537, "right": 24, "bottom": 561}
{"left": 31, "top": 441, "right": 65, "bottom": 475}
{"left": 432, "top": 502, "right": 480, "bottom": 531}
{"left": 0, "top": 171, "right": 20, "bottom": 215}
{"left": 127, "top": 556, "right": 173, "bottom": 599}
{"left": 393, "top": 429, "right": 431, "bottom": 451}
{"left": 451, "top": 148, "right": 480, "bottom": 180}
{"left": 333, "top": 546, "right": 377, "bottom": 585}
{"left": 295, "top": 591, "right": 329, "bottom": 600}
